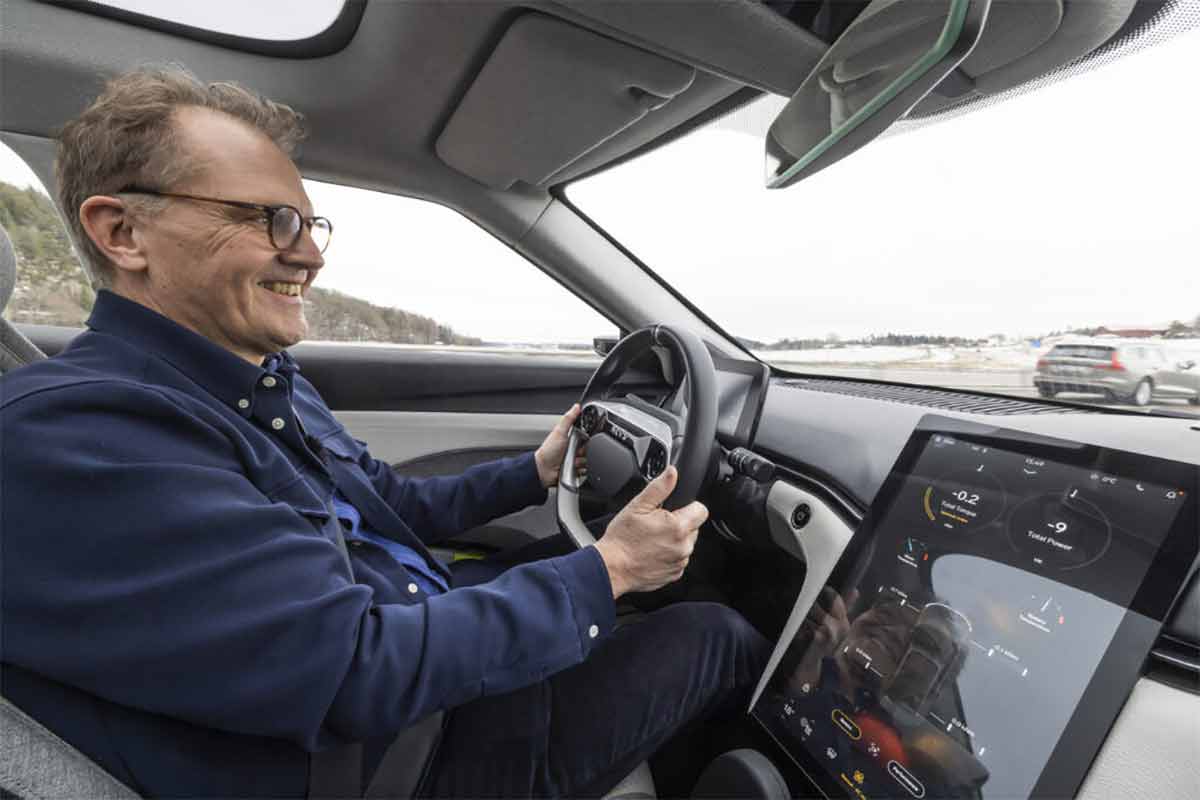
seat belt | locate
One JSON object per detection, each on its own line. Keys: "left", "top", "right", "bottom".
{"left": 308, "top": 741, "right": 365, "bottom": 800}
{"left": 304, "top": 472, "right": 446, "bottom": 796}
{"left": 307, "top": 505, "right": 364, "bottom": 798}
{"left": 307, "top": 506, "right": 446, "bottom": 799}
{"left": 363, "top": 711, "right": 446, "bottom": 798}
{"left": 323, "top": 498, "right": 355, "bottom": 574}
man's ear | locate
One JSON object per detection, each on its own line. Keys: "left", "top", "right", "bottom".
{"left": 78, "top": 195, "right": 149, "bottom": 275}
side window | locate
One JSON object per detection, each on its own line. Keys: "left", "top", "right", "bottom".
{"left": 301, "top": 179, "right": 617, "bottom": 354}
{"left": 0, "top": 141, "right": 94, "bottom": 326}
{"left": 0, "top": 142, "right": 618, "bottom": 355}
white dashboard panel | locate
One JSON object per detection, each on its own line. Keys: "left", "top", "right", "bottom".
{"left": 1077, "top": 678, "right": 1200, "bottom": 800}
{"left": 749, "top": 481, "right": 855, "bottom": 710}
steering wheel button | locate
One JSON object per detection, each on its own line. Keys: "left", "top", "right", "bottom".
{"left": 588, "top": 624, "right": 599, "bottom": 639}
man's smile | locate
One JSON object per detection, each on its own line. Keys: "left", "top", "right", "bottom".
{"left": 258, "top": 280, "right": 304, "bottom": 298}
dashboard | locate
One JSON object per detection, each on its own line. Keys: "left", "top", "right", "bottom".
{"left": 746, "top": 415, "right": 1197, "bottom": 799}
{"left": 709, "top": 376, "right": 1200, "bottom": 799}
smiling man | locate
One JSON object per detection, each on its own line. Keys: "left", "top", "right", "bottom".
{"left": 0, "top": 68, "right": 768, "bottom": 798}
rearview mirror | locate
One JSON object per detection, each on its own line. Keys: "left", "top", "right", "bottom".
{"left": 594, "top": 336, "right": 619, "bottom": 357}
{"left": 766, "top": 0, "right": 991, "bottom": 188}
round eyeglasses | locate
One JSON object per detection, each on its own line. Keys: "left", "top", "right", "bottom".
{"left": 118, "top": 187, "right": 333, "bottom": 254}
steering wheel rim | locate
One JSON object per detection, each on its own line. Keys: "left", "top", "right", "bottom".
{"left": 557, "top": 325, "right": 718, "bottom": 549}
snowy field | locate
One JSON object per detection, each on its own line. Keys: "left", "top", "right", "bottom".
{"left": 301, "top": 337, "right": 1200, "bottom": 375}
{"left": 756, "top": 340, "right": 1200, "bottom": 372}
{"left": 754, "top": 344, "right": 1041, "bottom": 371}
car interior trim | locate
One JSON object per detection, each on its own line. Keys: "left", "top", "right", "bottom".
{"left": 1074, "top": 677, "right": 1200, "bottom": 800}
{"left": 749, "top": 480, "right": 856, "bottom": 710}
{"left": 435, "top": 14, "right": 696, "bottom": 190}
{"left": 545, "top": 191, "right": 755, "bottom": 361}
{"left": 38, "top": 0, "right": 368, "bottom": 59}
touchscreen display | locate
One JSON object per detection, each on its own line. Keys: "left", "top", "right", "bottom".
{"left": 753, "top": 419, "right": 1197, "bottom": 799}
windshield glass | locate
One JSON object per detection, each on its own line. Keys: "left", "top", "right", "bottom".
{"left": 570, "top": 26, "right": 1200, "bottom": 418}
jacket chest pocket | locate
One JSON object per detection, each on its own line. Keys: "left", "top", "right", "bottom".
{"left": 267, "top": 477, "right": 356, "bottom": 573}
{"left": 267, "top": 476, "right": 332, "bottom": 532}
{"left": 318, "top": 430, "right": 369, "bottom": 465}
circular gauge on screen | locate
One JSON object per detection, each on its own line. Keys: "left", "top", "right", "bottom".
{"left": 922, "top": 468, "right": 1006, "bottom": 533}
{"left": 1007, "top": 487, "right": 1112, "bottom": 570}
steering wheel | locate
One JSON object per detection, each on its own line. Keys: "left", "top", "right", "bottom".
{"left": 557, "top": 324, "right": 719, "bottom": 548}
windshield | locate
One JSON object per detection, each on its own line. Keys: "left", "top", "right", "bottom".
{"left": 570, "top": 25, "right": 1200, "bottom": 418}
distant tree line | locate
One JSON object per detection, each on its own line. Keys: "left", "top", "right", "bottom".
{"left": 743, "top": 316, "right": 1200, "bottom": 351}
{"left": 304, "top": 287, "right": 481, "bottom": 346}
{"left": 1, "top": 182, "right": 94, "bottom": 326}
{"left": 1048, "top": 316, "right": 1200, "bottom": 339}
{"left": 740, "top": 332, "right": 987, "bottom": 351}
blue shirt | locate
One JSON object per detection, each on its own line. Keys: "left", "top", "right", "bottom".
{"left": 330, "top": 490, "right": 449, "bottom": 595}
{"left": 0, "top": 290, "right": 615, "bottom": 798}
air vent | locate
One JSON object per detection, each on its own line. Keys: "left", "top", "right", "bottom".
{"left": 779, "top": 378, "right": 1086, "bottom": 416}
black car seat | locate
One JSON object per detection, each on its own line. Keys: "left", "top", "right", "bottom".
{"left": 0, "top": 698, "right": 139, "bottom": 800}
{"left": 0, "top": 221, "right": 48, "bottom": 373}
{"left": 0, "top": 221, "right": 139, "bottom": 799}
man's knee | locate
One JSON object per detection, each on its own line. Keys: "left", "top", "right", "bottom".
{"left": 646, "top": 602, "right": 771, "bottom": 674}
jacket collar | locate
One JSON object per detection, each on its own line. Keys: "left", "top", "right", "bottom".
{"left": 86, "top": 289, "right": 300, "bottom": 411}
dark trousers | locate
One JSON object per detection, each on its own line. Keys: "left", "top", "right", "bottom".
{"left": 420, "top": 534, "right": 771, "bottom": 798}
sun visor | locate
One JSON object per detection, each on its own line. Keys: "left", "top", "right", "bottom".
{"left": 436, "top": 15, "right": 695, "bottom": 190}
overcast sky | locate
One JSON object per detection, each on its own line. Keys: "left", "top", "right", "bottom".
{"left": 572, "top": 23, "right": 1200, "bottom": 342}
{"left": 2, "top": 14, "right": 1196, "bottom": 344}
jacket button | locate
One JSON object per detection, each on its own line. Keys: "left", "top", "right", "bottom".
{"left": 588, "top": 624, "right": 599, "bottom": 639}
{"left": 271, "top": 417, "right": 286, "bottom": 430}
{"left": 237, "top": 398, "right": 249, "bottom": 409}
{"left": 262, "top": 376, "right": 277, "bottom": 388}
{"left": 407, "top": 583, "right": 419, "bottom": 594}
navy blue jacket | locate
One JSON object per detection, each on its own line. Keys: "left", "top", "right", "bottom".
{"left": 0, "top": 290, "right": 615, "bottom": 797}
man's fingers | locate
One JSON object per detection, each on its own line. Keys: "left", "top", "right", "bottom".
{"left": 633, "top": 465, "right": 677, "bottom": 510}
{"left": 555, "top": 403, "right": 581, "bottom": 435}
{"left": 672, "top": 500, "right": 708, "bottom": 532}
{"left": 829, "top": 591, "right": 849, "bottom": 624}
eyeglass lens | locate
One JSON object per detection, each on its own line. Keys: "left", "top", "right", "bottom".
{"left": 270, "top": 208, "right": 331, "bottom": 253}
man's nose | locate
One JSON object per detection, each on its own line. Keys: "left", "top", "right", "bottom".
{"left": 282, "top": 226, "right": 325, "bottom": 271}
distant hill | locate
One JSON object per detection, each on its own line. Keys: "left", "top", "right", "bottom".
{"left": 303, "top": 286, "right": 481, "bottom": 346}
{"left": 0, "top": 180, "right": 481, "bottom": 345}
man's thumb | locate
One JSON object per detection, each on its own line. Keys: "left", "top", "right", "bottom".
{"left": 634, "top": 465, "right": 677, "bottom": 509}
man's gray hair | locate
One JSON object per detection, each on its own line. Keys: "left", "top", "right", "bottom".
{"left": 56, "top": 66, "right": 306, "bottom": 288}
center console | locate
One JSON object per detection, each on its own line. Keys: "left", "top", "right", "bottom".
{"left": 749, "top": 415, "right": 1198, "bottom": 799}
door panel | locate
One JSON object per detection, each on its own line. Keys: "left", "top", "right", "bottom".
{"left": 17, "top": 325, "right": 667, "bottom": 414}
{"left": 336, "top": 410, "right": 561, "bottom": 547}
{"left": 334, "top": 410, "right": 558, "bottom": 465}
{"left": 20, "top": 326, "right": 665, "bottom": 547}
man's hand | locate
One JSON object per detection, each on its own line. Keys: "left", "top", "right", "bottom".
{"left": 594, "top": 466, "right": 708, "bottom": 598}
{"left": 534, "top": 404, "right": 587, "bottom": 488}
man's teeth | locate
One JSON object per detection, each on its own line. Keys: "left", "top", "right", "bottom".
{"left": 261, "top": 281, "right": 303, "bottom": 297}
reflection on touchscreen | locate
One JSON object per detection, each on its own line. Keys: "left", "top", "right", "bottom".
{"left": 773, "top": 587, "right": 989, "bottom": 799}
